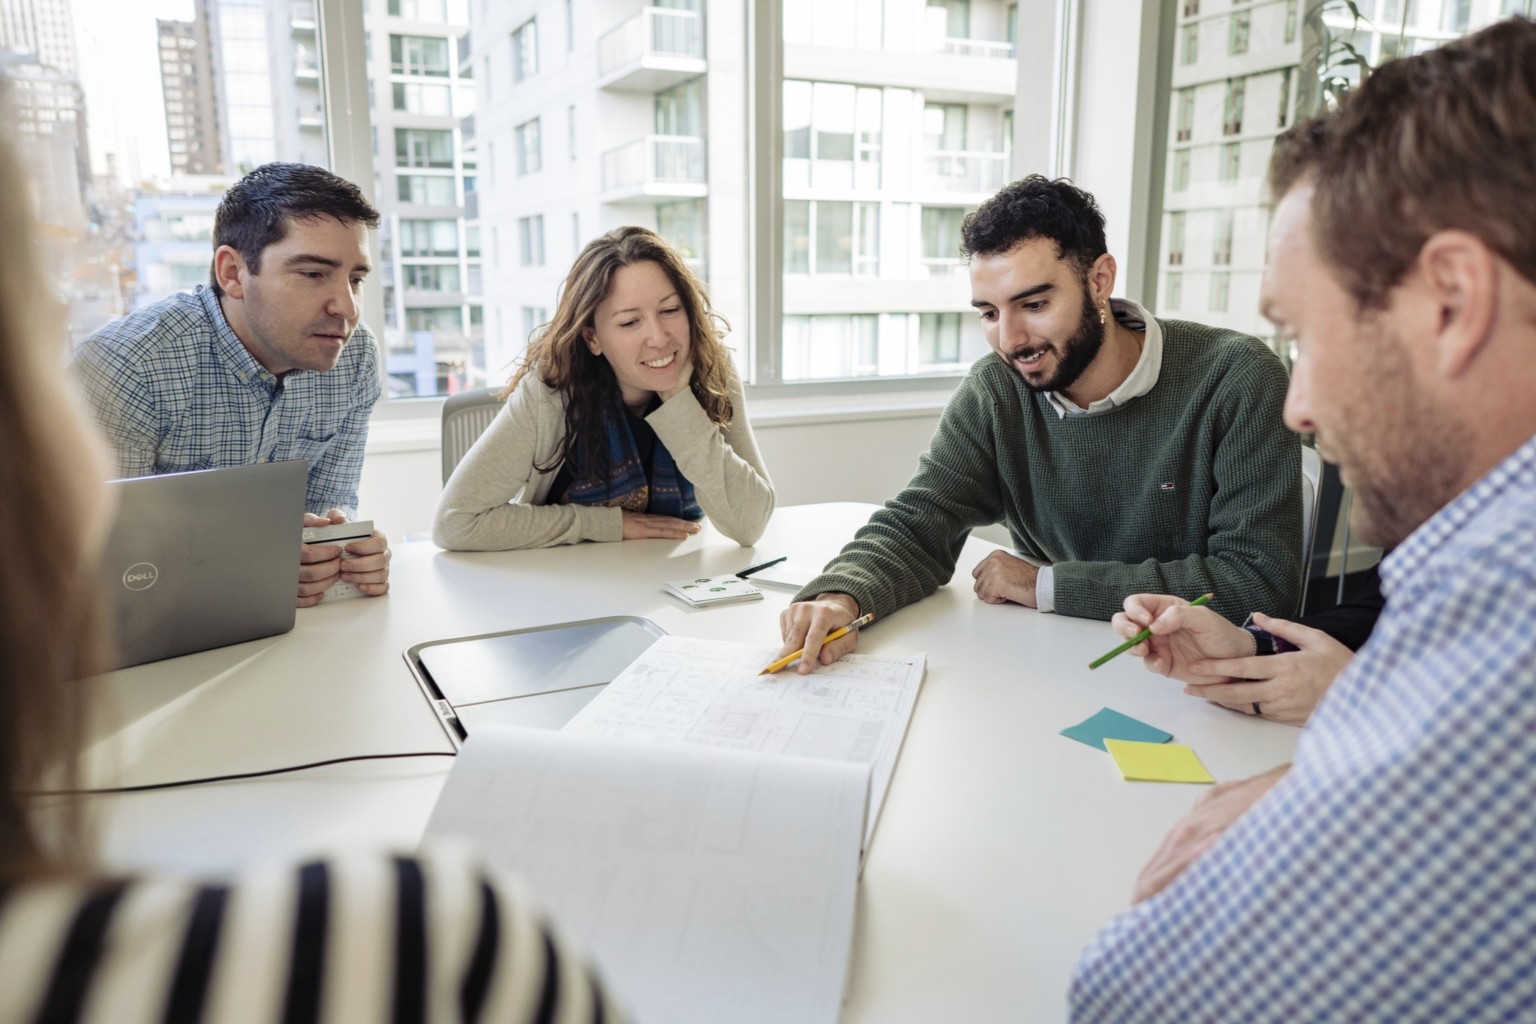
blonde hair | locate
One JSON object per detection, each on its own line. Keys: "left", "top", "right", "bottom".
{"left": 505, "top": 226, "right": 737, "bottom": 475}
{"left": 0, "top": 86, "right": 99, "bottom": 881}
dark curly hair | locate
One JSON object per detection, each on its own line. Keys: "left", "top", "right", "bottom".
{"left": 959, "top": 174, "right": 1108, "bottom": 275}
{"left": 209, "top": 162, "right": 380, "bottom": 296}
{"left": 505, "top": 226, "right": 738, "bottom": 478}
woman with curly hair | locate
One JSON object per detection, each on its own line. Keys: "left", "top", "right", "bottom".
{"left": 433, "top": 226, "right": 774, "bottom": 550}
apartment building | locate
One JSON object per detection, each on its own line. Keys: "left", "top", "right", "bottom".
{"left": 1157, "top": 0, "right": 1519, "bottom": 343}
{"left": 465, "top": 0, "right": 1016, "bottom": 386}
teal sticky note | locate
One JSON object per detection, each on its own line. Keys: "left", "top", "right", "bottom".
{"left": 1060, "top": 707, "right": 1173, "bottom": 752}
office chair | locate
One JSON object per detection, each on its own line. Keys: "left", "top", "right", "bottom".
{"left": 440, "top": 385, "right": 504, "bottom": 483}
{"left": 1300, "top": 444, "right": 1324, "bottom": 612}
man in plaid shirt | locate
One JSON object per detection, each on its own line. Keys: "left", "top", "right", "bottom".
{"left": 75, "top": 163, "right": 392, "bottom": 607}
{"left": 1072, "top": 18, "right": 1536, "bottom": 1022}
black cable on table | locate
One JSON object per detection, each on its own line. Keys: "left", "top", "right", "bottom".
{"left": 31, "top": 750, "right": 458, "bottom": 795}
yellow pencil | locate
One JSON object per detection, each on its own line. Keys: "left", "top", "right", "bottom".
{"left": 760, "top": 612, "right": 876, "bottom": 675}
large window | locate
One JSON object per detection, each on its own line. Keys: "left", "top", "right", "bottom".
{"left": 512, "top": 18, "right": 538, "bottom": 82}
{"left": 390, "top": 34, "right": 451, "bottom": 77}
{"left": 518, "top": 214, "right": 545, "bottom": 266}
{"left": 514, "top": 117, "right": 541, "bottom": 175}
{"left": 403, "top": 264, "right": 461, "bottom": 292}
{"left": 395, "top": 128, "right": 454, "bottom": 168}
{"left": 397, "top": 173, "right": 456, "bottom": 205}
{"left": 399, "top": 219, "right": 460, "bottom": 257}
{"left": 783, "top": 81, "right": 882, "bottom": 190}
{"left": 393, "top": 81, "right": 452, "bottom": 114}
{"left": 43, "top": 0, "right": 1027, "bottom": 405}
{"left": 784, "top": 201, "right": 878, "bottom": 276}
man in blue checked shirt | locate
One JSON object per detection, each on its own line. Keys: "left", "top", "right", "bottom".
{"left": 75, "top": 163, "right": 392, "bottom": 607}
{"left": 1072, "top": 18, "right": 1536, "bottom": 1022}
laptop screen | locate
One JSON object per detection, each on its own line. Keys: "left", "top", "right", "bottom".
{"left": 100, "top": 461, "right": 306, "bottom": 669}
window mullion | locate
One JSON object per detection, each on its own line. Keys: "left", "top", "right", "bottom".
{"left": 317, "top": 0, "right": 385, "bottom": 382}
{"left": 746, "top": 0, "right": 784, "bottom": 389}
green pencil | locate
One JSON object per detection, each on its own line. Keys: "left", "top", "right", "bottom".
{"left": 1088, "top": 593, "right": 1214, "bottom": 670}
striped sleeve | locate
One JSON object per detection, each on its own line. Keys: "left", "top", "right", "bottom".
{"left": 0, "top": 847, "right": 626, "bottom": 1024}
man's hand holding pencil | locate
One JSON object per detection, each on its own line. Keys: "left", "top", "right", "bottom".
{"left": 775, "top": 592, "right": 865, "bottom": 674}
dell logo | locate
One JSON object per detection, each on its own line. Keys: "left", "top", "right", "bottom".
{"left": 122, "top": 562, "right": 159, "bottom": 591}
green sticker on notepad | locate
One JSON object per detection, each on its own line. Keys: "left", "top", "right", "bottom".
{"left": 1104, "top": 739, "right": 1215, "bottom": 784}
{"left": 1060, "top": 707, "right": 1172, "bottom": 751}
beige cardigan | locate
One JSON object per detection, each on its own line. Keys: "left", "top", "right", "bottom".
{"left": 432, "top": 372, "right": 775, "bottom": 550}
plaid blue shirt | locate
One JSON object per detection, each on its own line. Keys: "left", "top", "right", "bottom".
{"left": 74, "top": 286, "right": 381, "bottom": 516}
{"left": 1071, "top": 432, "right": 1536, "bottom": 1022}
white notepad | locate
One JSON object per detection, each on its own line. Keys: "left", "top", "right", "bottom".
{"left": 565, "top": 635, "right": 927, "bottom": 851}
{"left": 424, "top": 725, "right": 868, "bottom": 1024}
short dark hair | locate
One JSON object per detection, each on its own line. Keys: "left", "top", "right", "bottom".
{"left": 959, "top": 174, "right": 1108, "bottom": 274}
{"left": 1268, "top": 16, "right": 1536, "bottom": 310}
{"left": 209, "top": 162, "right": 380, "bottom": 296}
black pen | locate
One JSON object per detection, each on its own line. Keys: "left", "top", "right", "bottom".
{"left": 736, "top": 555, "right": 787, "bottom": 579}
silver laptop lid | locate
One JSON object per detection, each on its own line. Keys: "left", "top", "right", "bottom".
{"left": 101, "top": 461, "right": 305, "bottom": 669}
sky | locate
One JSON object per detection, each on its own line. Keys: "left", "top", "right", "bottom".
{"left": 72, "top": 0, "right": 193, "bottom": 186}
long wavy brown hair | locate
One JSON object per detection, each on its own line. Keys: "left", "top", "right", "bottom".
{"left": 504, "top": 226, "right": 738, "bottom": 477}
{"left": 0, "top": 87, "right": 101, "bottom": 882}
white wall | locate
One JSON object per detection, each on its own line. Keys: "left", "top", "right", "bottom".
{"left": 358, "top": 408, "right": 952, "bottom": 541}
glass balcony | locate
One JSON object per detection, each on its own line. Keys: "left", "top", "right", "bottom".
{"left": 919, "top": 149, "right": 1008, "bottom": 194}
{"left": 930, "top": 37, "right": 1015, "bottom": 59}
{"left": 601, "top": 135, "right": 707, "bottom": 201}
{"left": 597, "top": 7, "right": 706, "bottom": 92}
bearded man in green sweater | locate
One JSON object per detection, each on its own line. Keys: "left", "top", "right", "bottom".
{"left": 778, "top": 175, "right": 1303, "bottom": 673}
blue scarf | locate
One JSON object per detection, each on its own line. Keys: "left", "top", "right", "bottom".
{"left": 560, "top": 397, "right": 702, "bottom": 519}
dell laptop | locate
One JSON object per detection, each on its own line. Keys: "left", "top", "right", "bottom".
{"left": 100, "top": 461, "right": 306, "bottom": 669}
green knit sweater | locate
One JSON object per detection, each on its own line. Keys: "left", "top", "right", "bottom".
{"left": 797, "top": 318, "right": 1304, "bottom": 623}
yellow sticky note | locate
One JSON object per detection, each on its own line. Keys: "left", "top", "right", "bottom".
{"left": 1104, "top": 739, "right": 1215, "bottom": 784}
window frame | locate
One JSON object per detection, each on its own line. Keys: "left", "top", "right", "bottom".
{"left": 317, "top": 0, "right": 1076, "bottom": 414}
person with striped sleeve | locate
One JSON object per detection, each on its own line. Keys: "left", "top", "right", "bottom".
{"left": 0, "top": 91, "right": 624, "bottom": 1024}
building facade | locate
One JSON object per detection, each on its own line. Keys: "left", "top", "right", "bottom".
{"left": 1156, "top": 0, "right": 1522, "bottom": 345}
{"left": 463, "top": 0, "right": 1015, "bottom": 387}
{"left": 157, "top": 17, "right": 225, "bottom": 175}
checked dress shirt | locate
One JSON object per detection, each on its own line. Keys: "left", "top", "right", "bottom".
{"left": 1071, "top": 433, "right": 1536, "bottom": 1023}
{"left": 74, "top": 285, "right": 381, "bottom": 517}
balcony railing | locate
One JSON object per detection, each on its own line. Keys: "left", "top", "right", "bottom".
{"left": 601, "top": 135, "right": 706, "bottom": 197}
{"left": 295, "top": 44, "right": 318, "bottom": 79}
{"left": 919, "top": 256, "right": 966, "bottom": 278}
{"left": 599, "top": 7, "right": 703, "bottom": 73}
{"left": 919, "top": 149, "right": 1008, "bottom": 193}
{"left": 932, "top": 37, "right": 1015, "bottom": 59}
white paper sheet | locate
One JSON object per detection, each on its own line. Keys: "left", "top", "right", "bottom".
{"left": 424, "top": 725, "right": 867, "bottom": 1024}
{"left": 563, "top": 635, "right": 926, "bottom": 850}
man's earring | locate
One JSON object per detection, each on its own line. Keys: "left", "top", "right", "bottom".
{"left": 1099, "top": 305, "right": 1108, "bottom": 325}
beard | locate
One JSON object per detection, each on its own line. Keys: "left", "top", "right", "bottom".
{"left": 1324, "top": 324, "right": 1472, "bottom": 550}
{"left": 1014, "top": 290, "right": 1107, "bottom": 395}
{"left": 1342, "top": 423, "right": 1470, "bottom": 550}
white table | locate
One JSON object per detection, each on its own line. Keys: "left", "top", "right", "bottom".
{"left": 86, "top": 502, "right": 1300, "bottom": 1022}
